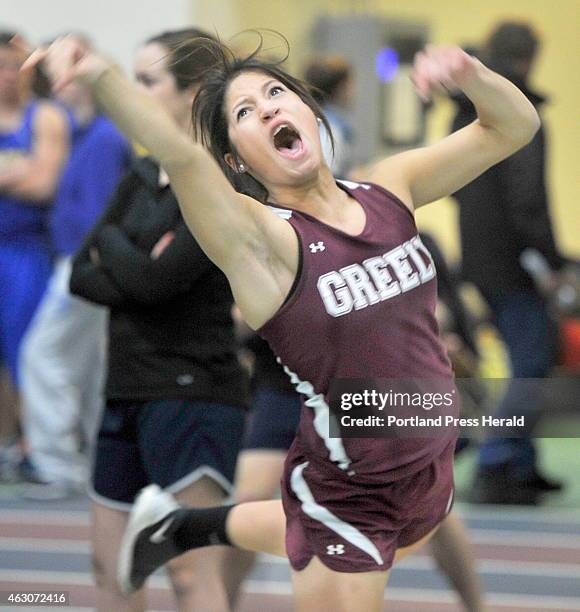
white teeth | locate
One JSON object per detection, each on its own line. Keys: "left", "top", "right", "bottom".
{"left": 273, "top": 124, "right": 289, "bottom": 136}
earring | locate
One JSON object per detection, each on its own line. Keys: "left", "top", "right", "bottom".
{"left": 316, "top": 117, "right": 322, "bottom": 124}
{"left": 238, "top": 164, "right": 246, "bottom": 173}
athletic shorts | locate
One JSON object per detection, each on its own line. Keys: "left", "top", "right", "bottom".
{"left": 282, "top": 439, "right": 455, "bottom": 573}
{"left": 90, "top": 398, "right": 245, "bottom": 511}
{"left": 242, "top": 387, "right": 301, "bottom": 451}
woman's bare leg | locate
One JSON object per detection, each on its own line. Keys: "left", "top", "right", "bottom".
{"left": 223, "top": 450, "right": 287, "bottom": 607}
{"left": 167, "top": 476, "right": 230, "bottom": 612}
{"left": 226, "top": 499, "right": 286, "bottom": 556}
{"left": 292, "top": 556, "right": 389, "bottom": 612}
{"left": 430, "top": 512, "right": 486, "bottom": 611}
{"left": 92, "top": 503, "right": 146, "bottom": 612}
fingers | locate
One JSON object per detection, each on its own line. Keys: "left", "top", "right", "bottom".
{"left": 20, "top": 46, "right": 49, "bottom": 72}
{"left": 19, "top": 34, "right": 86, "bottom": 92}
{"left": 411, "top": 45, "right": 474, "bottom": 102}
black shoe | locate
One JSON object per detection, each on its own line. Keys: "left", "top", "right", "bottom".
{"left": 469, "top": 469, "right": 541, "bottom": 505}
{"left": 525, "top": 469, "right": 564, "bottom": 492}
{"left": 118, "top": 485, "right": 183, "bottom": 594}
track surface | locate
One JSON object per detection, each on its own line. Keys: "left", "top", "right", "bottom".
{"left": 0, "top": 495, "right": 579, "bottom": 611}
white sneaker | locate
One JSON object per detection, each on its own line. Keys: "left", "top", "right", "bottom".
{"left": 117, "top": 484, "right": 182, "bottom": 594}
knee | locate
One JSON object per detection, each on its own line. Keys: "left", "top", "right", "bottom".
{"left": 166, "top": 555, "right": 199, "bottom": 597}
{"left": 91, "top": 552, "right": 122, "bottom": 595}
{"left": 166, "top": 553, "right": 228, "bottom": 605}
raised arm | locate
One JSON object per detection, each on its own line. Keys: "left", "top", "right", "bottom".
{"left": 27, "top": 36, "right": 297, "bottom": 329}
{"left": 368, "top": 46, "right": 541, "bottom": 210}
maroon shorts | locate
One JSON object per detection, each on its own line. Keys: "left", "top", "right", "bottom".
{"left": 281, "top": 439, "right": 455, "bottom": 573}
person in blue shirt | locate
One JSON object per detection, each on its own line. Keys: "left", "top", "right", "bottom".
{"left": 18, "top": 34, "right": 131, "bottom": 498}
{"left": 0, "top": 30, "right": 68, "bottom": 457}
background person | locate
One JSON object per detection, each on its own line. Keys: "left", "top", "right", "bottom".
{"left": 450, "top": 22, "right": 566, "bottom": 505}
{"left": 19, "top": 33, "right": 131, "bottom": 499}
{"left": 68, "top": 29, "right": 248, "bottom": 611}
{"left": 0, "top": 29, "right": 68, "bottom": 475}
{"left": 304, "top": 55, "right": 355, "bottom": 177}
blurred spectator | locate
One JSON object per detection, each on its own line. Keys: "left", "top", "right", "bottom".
{"left": 304, "top": 55, "right": 355, "bottom": 176}
{"left": 68, "top": 29, "right": 247, "bottom": 611}
{"left": 19, "top": 34, "right": 131, "bottom": 498}
{"left": 0, "top": 29, "right": 68, "bottom": 470}
{"left": 450, "top": 22, "right": 565, "bottom": 504}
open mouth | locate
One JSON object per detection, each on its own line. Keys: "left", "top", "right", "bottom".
{"left": 273, "top": 124, "right": 304, "bottom": 159}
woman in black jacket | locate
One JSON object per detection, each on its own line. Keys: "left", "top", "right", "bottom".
{"left": 70, "top": 29, "right": 247, "bottom": 612}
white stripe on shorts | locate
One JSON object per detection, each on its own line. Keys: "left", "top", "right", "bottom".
{"left": 445, "top": 487, "right": 454, "bottom": 515}
{"left": 290, "top": 461, "right": 384, "bottom": 565}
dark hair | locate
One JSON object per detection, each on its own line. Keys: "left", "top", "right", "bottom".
{"left": 0, "top": 30, "right": 17, "bottom": 46}
{"left": 304, "top": 55, "right": 352, "bottom": 105}
{"left": 188, "top": 33, "right": 334, "bottom": 203}
{"left": 0, "top": 29, "right": 51, "bottom": 98}
{"left": 485, "top": 22, "right": 539, "bottom": 65}
{"left": 146, "top": 28, "right": 217, "bottom": 90}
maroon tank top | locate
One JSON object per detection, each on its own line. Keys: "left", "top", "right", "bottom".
{"left": 259, "top": 181, "right": 457, "bottom": 483}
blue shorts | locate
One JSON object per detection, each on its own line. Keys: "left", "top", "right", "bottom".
{"left": 91, "top": 398, "right": 245, "bottom": 510}
{"left": 243, "top": 387, "right": 301, "bottom": 451}
{"left": 0, "top": 240, "right": 51, "bottom": 386}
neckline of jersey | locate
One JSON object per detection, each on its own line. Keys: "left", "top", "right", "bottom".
{"left": 267, "top": 180, "right": 370, "bottom": 240}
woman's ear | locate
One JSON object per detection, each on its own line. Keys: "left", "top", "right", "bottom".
{"left": 186, "top": 84, "right": 200, "bottom": 107}
{"left": 224, "top": 152, "right": 246, "bottom": 173}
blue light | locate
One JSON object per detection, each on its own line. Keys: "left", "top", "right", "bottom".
{"left": 375, "top": 48, "right": 399, "bottom": 82}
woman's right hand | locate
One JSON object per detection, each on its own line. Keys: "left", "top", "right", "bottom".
{"left": 21, "top": 34, "right": 112, "bottom": 92}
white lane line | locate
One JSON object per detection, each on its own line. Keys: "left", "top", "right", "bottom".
{"left": 395, "top": 556, "right": 580, "bottom": 579}
{"left": 455, "top": 503, "right": 580, "bottom": 524}
{"left": 2, "top": 505, "right": 580, "bottom": 527}
{"left": 259, "top": 552, "right": 580, "bottom": 578}
{"left": 385, "top": 587, "right": 580, "bottom": 610}
{"left": 469, "top": 529, "right": 580, "bottom": 549}
{"left": 0, "top": 510, "right": 89, "bottom": 525}
{"left": 244, "top": 581, "right": 580, "bottom": 609}
{"left": 2, "top": 515, "right": 580, "bottom": 549}
{"left": 0, "top": 608, "right": 169, "bottom": 612}
{"left": 0, "top": 568, "right": 169, "bottom": 588}
{"left": 1, "top": 546, "right": 580, "bottom": 580}
{"left": 0, "top": 537, "right": 88, "bottom": 553}
{"left": 1, "top": 570, "right": 579, "bottom": 609}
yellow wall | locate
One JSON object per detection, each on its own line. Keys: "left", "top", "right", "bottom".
{"left": 191, "top": 0, "right": 579, "bottom": 261}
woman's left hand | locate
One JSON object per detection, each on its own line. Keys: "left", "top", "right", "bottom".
{"left": 411, "top": 45, "right": 481, "bottom": 102}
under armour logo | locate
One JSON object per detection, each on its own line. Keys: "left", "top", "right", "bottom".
{"left": 309, "top": 241, "right": 326, "bottom": 253}
{"left": 326, "top": 544, "right": 345, "bottom": 555}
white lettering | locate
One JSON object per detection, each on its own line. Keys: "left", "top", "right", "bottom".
{"left": 383, "top": 245, "right": 420, "bottom": 292}
{"left": 340, "top": 264, "right": 380, "bottom": 309}
{"left": 407, "top": 236, "right": 436, "bottom": 282}
{"left": 317, "top": 271, "right": 354, "bottom": 317}
{"left": 362, "top": 256, "right": 401, "bottom": 300}
{"left": 315, "top": 235, "right": 435, "bottom": 318}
